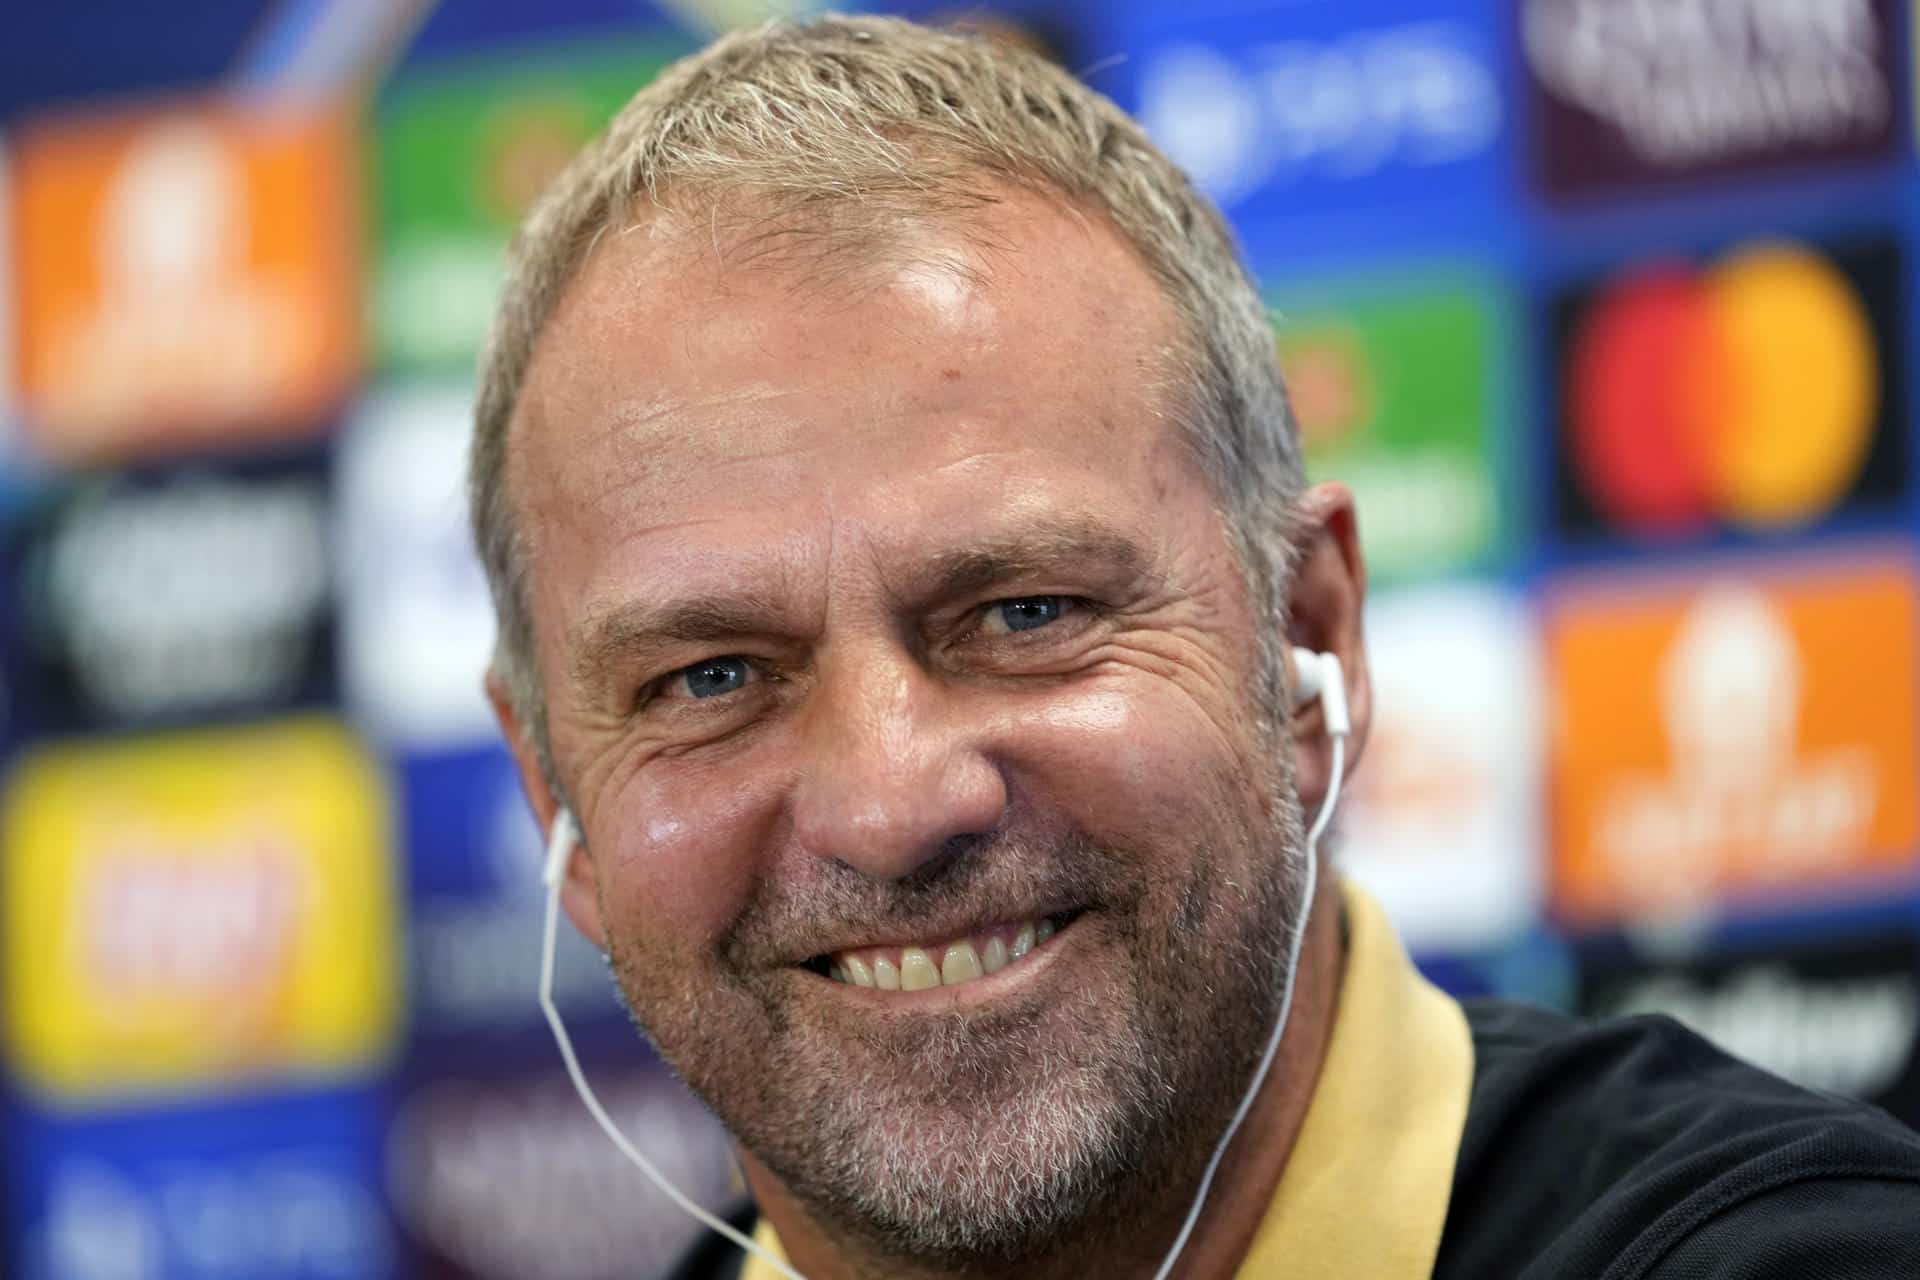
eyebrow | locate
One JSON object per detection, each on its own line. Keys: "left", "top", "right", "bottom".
{"left": 570, "top": 586, "right": 797, "bottom": 695}
{"left": 568, "top": 513, "right": 1154, "bottom": 691}
{"left": 911, "top": 515, "right": 1151, "bottom": 608}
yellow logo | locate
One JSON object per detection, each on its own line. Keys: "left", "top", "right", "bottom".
{"left": 2, "top": 718, "right": 399, "bottom": 1102}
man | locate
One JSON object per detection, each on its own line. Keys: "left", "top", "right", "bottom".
{"left": 470, "top": 15, "right": 1920, "bottom": 1279}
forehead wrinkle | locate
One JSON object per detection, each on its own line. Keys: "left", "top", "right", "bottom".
{"left": 528, "top": 398, "right": 847, "bottom": 561}
{"left": 564, "top": 384, "right": 817, "bottom": 475}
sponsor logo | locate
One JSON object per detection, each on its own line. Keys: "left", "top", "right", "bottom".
{"left": 9, "top": 458, "right": 333, "bottom": 728}
{"left": 12, "top": 100, "right": 358, "bottom": 461}
{"left": 1547, "top": 554, "right": 1920, "bottom": 925}
{"left": 1341, "top": 585, "right": 1543, "bottom": 952}
{"left": 412, "top": 893, "right": 619, "bottom": 1038}
{"left": 1596, "top": 963, "right": 1918, "bottom": 1100}
{"left": 1552, "top": 235, "right": 1904, "bottom": 540}
{"left": 1582, "top": 932, "right": 1920, "bottom": 1122}
{"left": 25, "top": 1150, "right": 390, "bottom": 1280}
{"left": 1521, "top": 0, "right": 1897, "bottom": 197}
{"left": 338, "top": 388, "right": 497, "bottom": 748}
{"left": 402, "top": 747, "right": 627, "bottom": 1040}
{"left": 1135, "top": 14, "right": 1502, "bottom": 215}
{"left": 388, "top": 1069, "right": 737, "bottom": 1280}
{"left": 373, "top": 36, "right": 688, "bottom": 372}
{"left": 1273, "top": 272, "right": 1508, "bottom": 578}
{"left": 2, "top": 719, "right": 398, "bottom": 1101}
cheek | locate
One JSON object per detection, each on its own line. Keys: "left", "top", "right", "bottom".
{"left": 592, "top": 761, "right": 782, "bottom": 955}
{"left": 1003, "top": 683, "right": 1259, "bottom": 847}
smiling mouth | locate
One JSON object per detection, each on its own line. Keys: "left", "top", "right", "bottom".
{"left": 805, "top": 911, "right": 1081, "bottom": 992}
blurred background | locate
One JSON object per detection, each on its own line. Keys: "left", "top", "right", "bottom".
{"left": 2, "top": 0, "right": 1917, "bottom": 1276}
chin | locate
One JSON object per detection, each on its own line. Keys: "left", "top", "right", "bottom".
{"left": 789, "top": 1059, "right": 1164, "bottom": 1263}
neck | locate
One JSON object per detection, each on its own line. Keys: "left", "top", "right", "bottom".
{"left": 742, "top": 873, "right": 1350, "bottom": 1280}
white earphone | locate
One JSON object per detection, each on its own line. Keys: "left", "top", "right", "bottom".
{"left": 1290, "top": 645, "right": 1350, "bottom": 737}
{"left": 538, "top": 646, "right": 1350, "bottom": 1280}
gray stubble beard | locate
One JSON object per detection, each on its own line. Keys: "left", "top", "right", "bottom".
{"left": 612, "top": 759, "right": 1310, "bottom": 1277}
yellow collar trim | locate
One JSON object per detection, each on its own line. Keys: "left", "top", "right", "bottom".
{"left": 1232, "top": 879, "right": 1473, "bottom": 1279}
{"left": 742, "top": 881, "right": 1474, "bottom": 1280}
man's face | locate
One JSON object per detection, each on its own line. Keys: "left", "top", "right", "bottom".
{"left": 508, "top": 192, "right": 1309, "bottom": 1261}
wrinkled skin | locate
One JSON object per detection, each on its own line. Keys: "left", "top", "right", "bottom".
{"left": 495, "top": 190, "right": 1370, "bottom": 1280}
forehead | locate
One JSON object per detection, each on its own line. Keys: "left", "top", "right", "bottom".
{"left": 509, "top": 187, "right": 1201, "bottom": 615}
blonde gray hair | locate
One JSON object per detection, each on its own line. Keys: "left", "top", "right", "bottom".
{"left": 471, "top": 13, "right": 1305, "bottom": 775}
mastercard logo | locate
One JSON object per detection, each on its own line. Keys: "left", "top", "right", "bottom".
{"left": 1565, "top": 242, "right": 1879, "bottom": 533}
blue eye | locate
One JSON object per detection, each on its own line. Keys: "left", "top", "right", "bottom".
{"left": 994, "top": 597, "right": 1066, "bottom": 633}
{"left": 681, "top": 657, "right": 752, "bottom": 699}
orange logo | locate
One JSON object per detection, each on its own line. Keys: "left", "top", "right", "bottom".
{"left": 1548, "top": 553, "right": 1920, "bottom": 925}
{"left": 11, "top": 99, "right": 359, "bottom": 462}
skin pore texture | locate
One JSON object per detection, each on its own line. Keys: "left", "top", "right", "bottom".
{"left": 492, "top": 188, "right": 1371, "bottom": 1280}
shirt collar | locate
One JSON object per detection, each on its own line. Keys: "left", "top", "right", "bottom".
{"left": 1233, "top": 878, "right": 1474, "bottom": 1279}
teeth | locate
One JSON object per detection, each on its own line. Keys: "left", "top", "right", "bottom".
{"left": 825, "top": 916, "right": 1066, "bottom": 991}
{"left": 941, "top": 941, "right": 983, "bottom": 985}
{"left": 899, "top": 947, "right": 940, "bottom": 992}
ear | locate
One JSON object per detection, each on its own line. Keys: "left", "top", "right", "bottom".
{"left": 1283, "top": 482, "right": 1371, "bottom": 813}
{"left": 487, "top": 669, "right": 610, "bottom": 951}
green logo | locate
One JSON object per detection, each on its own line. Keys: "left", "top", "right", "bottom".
{"left": 371, "top": 34, "right": 692, "bottom": 374}
{"left": 1268, "top": 271, "right": 1512, "bottom": 581}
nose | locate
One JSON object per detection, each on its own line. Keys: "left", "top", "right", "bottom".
{"left": 789, "top": 645, "right": 1008, "bottom": 880}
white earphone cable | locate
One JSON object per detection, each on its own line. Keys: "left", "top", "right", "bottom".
{"left": 1150, "top": 730, "right": 1344, "bottom": 1280}
{"left": 538, "top": 812, "right": 807, "bottom": 1280}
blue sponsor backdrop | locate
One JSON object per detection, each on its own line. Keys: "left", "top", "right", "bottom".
{"left": 3, "top": 2, "right": 1918, "bottom": 1277}
{"left": 1111, "top": 0, "right": 1514, "bottom": 266}
{"left": 6, "top": 1087, "right": 394, "bottom": 1280}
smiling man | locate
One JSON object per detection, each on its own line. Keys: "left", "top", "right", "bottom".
{"left": 470, "top": 15, "right": 1920, "bottom": 1280}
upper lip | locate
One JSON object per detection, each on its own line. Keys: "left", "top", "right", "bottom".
{"left": 785, "top": 902, "right": 1083, "bottom": 965}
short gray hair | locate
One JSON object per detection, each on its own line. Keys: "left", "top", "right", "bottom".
{"left": 471, "top": 13, "right": 1306, "bottom": 777}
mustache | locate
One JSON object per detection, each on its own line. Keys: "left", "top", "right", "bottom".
{"left": 721, "top": 827, "right": 1144, "bottom": 970}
